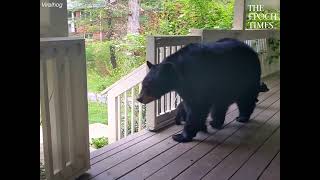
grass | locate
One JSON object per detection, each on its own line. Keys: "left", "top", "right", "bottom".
{"left": 88, "top": 101, "right": 108, "bottom": 125}
{"left": 87, "top": 70, "right": 110, "bottom": 93}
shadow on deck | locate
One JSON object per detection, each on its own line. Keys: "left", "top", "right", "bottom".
{"left": 77, "top": 73, "right": 280, "bottom": 180}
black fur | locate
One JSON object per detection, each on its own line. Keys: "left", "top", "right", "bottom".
{"left": 137, "top": 38, "right": 261, "bottom": 143}
{"left": 175, "top": 81, "right": 269, "bottom": 125}
{"left": 175, "top": 101, "right": 207, "bottom": 132}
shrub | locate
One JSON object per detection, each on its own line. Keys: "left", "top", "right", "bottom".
{"left": 91, "top": 137, "right": 108, "bottom": 149}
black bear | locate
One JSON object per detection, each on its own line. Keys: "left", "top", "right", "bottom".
{"left": 174, "top": 101, "right": 207, "bottom": 132}
{"left": 137, "top": 38, "right": 261, "bottom": 143}
{"left": 175, "top": 81, "right": 269, "bottom": 126}
{"left": 255, "top": 82, "right": 269, "bottom": 102}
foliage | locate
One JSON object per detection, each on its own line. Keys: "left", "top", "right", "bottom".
{"left": 139, "top": 0, "right": 164, "bottom": 35}
{"left": 72, "top": 0, "right": 129, "bottom": 38}
{"left": 267, "top": 38, "right": 280, "bottom": 64}
{"left": 91, "top": 137, "right": 108, "bottom": 149}
{"left": 86, "top": 34, "right": 146, "bottom": 92}
{"left": 86, "top": 41, "right": 112, "bottom": 76}
{"left": 157, "top": 0, "right": 234, "bottom": 35}
{"left": 40, "top": 162, "right": 46, "bottom": 180}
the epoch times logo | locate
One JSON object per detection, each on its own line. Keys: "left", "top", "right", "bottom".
{"left": 40, "top": 1, "right": 63, "bottom": 9}
{"left": 248, "top": 5, "right": 279, "bottom": 29}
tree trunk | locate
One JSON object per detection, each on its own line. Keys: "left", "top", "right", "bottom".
{"left": 105, "top": 0, "right": 114, "bottom": 39}
{"left": 110, "top": 45, "right": 117, "bottom": 68}
{"left": 127, "top": 0, "right": 140, "bottom": 34}
{"left": 106, "top": 0, "right": 117, "bottom": 68}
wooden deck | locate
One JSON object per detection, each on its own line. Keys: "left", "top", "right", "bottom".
{"left": 77, "top": 74, "right": 280, "bottom": 180}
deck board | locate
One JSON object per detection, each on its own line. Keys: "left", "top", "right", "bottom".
{"left": 201, "top": 114, "right": 280, "bottom": 180}
{"left": 90, "top": 129, "right": 153, "bottom": 159}
{"left": 173, "top": 105, "right": 280, "bottom": 180}
{"left": 77, "top": 75, "right": 280, "bottom": 180}
{"left": 78, "top": 125, "right": 183, "bottom": 179}
{"left": 229, "top": 125, "right": 280, "bottom": 180}
{"left": 147, "top": 99, "right": 280, "bottom": 180}
{"left": 90, "top": 131, "right": 157, "bottom": 165}
{"left": 258, "top": 152, "right": 280, "bottom": 180}
{"left": 119, "top": 89, "right": 279, "bottom": 180}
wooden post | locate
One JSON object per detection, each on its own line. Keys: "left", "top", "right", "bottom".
{"left": 145, "top": 36, "right": 157, "bottom": 131}
{"left": 40, "top": 38, "right": 90, "bottom": 180}
{"left": 232, "top": 0, "right": 246, "bottom": 30}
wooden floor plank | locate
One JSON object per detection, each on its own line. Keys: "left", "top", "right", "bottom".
{"left": 90, "top": 131, "right": 156, "bottom": 165}
{"left": 258, "top": 152, "right": 280, "bottom": 180}
{"left": 201, "top": 116, "right": 280, "bottom": 180}
{"left": 90, "top": 129, "right": 153, "bottom": 159}
{"left": 146, "top": 98, "right": 279, "bottom": 180}
{"left": 78, "top": 125, "right": 183, "bottom": 180}
{"left": 92, "top": 131, "right": 209, "bottom": 180}
{"left": 229, "top": 127, "right": 280, "bottom": 180}
{"left": 173, "top": 110, "right": 280, "bottom": 180}
{"left": 119, "top": 90, "right": 279, "bottom": 180}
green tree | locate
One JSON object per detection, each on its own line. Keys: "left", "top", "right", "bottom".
{"left": 156, "top": 0, "right": 235, "bottom": 35}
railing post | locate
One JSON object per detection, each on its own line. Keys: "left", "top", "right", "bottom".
{"left": 40, "top": 38, "right": 90, "bottom": 180}
{"left": 146, "top": 36, "right": 157, "bottom": 131}
{"left": 107, "top": 91, "right": 118, "bottom": 144}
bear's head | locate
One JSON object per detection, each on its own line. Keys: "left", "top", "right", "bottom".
{"left": 137, "top": 61, "right": 177, "bottom": 104}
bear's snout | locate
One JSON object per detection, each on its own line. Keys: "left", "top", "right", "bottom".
{"left": 137, "top": 94, "right": 157, "bottom": 104}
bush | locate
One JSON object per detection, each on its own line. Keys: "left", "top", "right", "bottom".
{"left": 158, "top": 0, "right": 234, "bottom": 35}
{"left": 86, "top": 34, "right": 146, "bottom": 93}
{"left": 86, "top": 41, "right": 112, "bottom": 77}
{"left": 91, "top": 137, "right": 108, "bottom": 149}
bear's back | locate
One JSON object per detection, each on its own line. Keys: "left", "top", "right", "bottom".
{"left": 167, "top": 38, "right": 261, "bottom": 101}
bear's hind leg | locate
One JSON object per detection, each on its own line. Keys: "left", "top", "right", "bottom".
{"left": 236, "top": 96, "right": 256, "bottom": 123}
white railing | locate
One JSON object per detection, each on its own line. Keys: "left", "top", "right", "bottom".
{"left": 103, "top": 29, "right": 280, "bottom": 144}
{"left": 105, "top": 64, "right": 147, "bottom": 143}
{"left": 145, "top": 35, "right": 202, "bottom": 131}
{"left": 40, "top": 37, "right": 90, "bottom": 180}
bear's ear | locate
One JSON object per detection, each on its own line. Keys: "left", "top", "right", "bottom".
{"left": 146, "top": 61, "right": 154, "bottom": 69}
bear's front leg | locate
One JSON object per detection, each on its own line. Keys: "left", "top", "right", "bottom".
{"left": 209, "top": 103, "right": 229, "bottom": 129}
{"left": 172, "top": 107, "right": 208, "bottom": 143}
{"left": 175, "top": 102, "right": 186, "bottom": 125}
